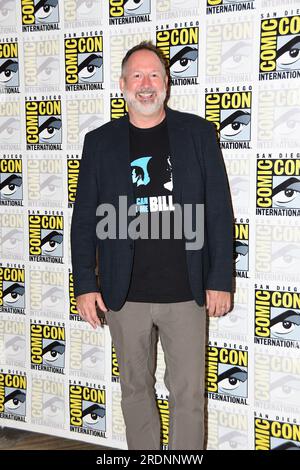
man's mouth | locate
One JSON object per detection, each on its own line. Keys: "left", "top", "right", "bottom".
{"left": 137, "top": 91, "right": 155, "bottom": 101}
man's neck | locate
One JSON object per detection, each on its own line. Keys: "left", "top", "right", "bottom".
{"left": 128, "top": 107, "right": 166, "bottom": 129}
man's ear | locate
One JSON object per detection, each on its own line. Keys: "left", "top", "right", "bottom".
{"left": 119, "top": 76, "right": 124, "bottom": 92}
{"left": 164, "top": 74, "right": 168, "bottom": 89}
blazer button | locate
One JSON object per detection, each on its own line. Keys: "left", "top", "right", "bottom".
{"left": 129, "top": 243, "right": 134, "bottom": 250}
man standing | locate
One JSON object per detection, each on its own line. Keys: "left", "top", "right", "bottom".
{"left": 71, "top": 41, "right": 233, "bottom": 450}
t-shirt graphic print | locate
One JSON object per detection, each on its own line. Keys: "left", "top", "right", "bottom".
{"left": 131, "top": 153, "right": 175, "bottom": 214}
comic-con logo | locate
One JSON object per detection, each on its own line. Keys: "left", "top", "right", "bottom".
{"left": 25, "top": 98, "right": 62, "bottom": 150}
{"left": 234, "top": 221, "right": 249, "bottom": 278}
{"left": 30, "top": 321, "right": 65, "bottom": 373}
{"left": 69, "top": 384, "right": 106, "bottom": 437}
{"left": 255, "top": 417, "right": 300, "bottom": 450}
{"left": 205, "top": 89, "right": 252, "bottom": 148}
{"left": 21, "top": 0, "right": 60, "bottom": 32}
{"left": 257, "top": 86, "right": 300, "bottom": 149}
{"left": 0, "top": 41, "right": 19, "bottom": 92}
{"left": 67, "top": 157, "right": 80, "bottom": 208}
{"left": 70, "top": 325, "right": 105, "bottom": 379}
{"left": 206, "top": 345, "right": 248, "bottom": 404}
{"left": 0, "top": 373, "right": 26, "bottom": 421}
{"left": 0, "top": 2, "right": 16, "bottom": 30}
{"left": 0, "top": 267, "right": 25, "bottom": 314}
{"left": 206, "top": 0, "right": 255, "bottom": 15}
{"left": 206, "top": 19, "right": 253, "bottom": 81}
{"left": 64, "top": 0, "right": 100, "bottom": 24}
{"left": 30, "top": 266, "right": 64, "bottom": 318}
{"left": 28, "top": 156, "right": 62, "bottom": 207}
{"left": 110, "top": 96, "right": 127, "bottom": 120}
{"left": 157, "top": 26, "right": 199, "bottom": 85}
{"left": 69, "top": 271, "right": 79, "bottom": 320}
{"left": 157, "top": 396, "right": 169, "bottom": 450}
{"left": 254, "top": 349, "right": 300, "bottom": 411}
{"left": 31, "top": 377, "right": 64, "bottom": 427}
{"left": 207, "top": 407, "right": 248, "bottom": 450}
{"left": 28, "top": 212, "right": 63, "bottom": 263}
{"left": 24, "top": 37, "right": 59, "bottom": 91}
{"left": 259, "top": 15, "right": 300, "bottom": 80}
{"left": 255, "top": 289, "right": 300, "bottom": 347}
{"left": 256, "top": 158, "right": 300, "bottom": 216}
{"left": 225, "top": 155, "right": 250, "bottom": 213}
{"left": 109, "top": 0, "right": 151, "bottom": 25}
{"left": 255, "top": 220, "right": 300, "bottom": 281}
{"left": 0, "top": 101, "right": 21, "bottom": 148}
{"left": 0, "top": 317, "right": 26, "bottom": 366}
{"left": 112, "top": 342, "right": 119, "bottom": 382}
{"left": 0, "top": 158, "right": 23, "bottom": 206}
{"left": 157, "top": 0, "right": 200, "bottom": 18}
{"left": 65, "top": 35, "right": 103, "bottom": 91}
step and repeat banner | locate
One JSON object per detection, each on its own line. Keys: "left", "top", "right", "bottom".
{"left": 0, "top": 0, "right": 300, "bottom": 451}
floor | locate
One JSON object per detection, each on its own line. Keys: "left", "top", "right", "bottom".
{"left": 0, "top": 426, "right": 118, "bottom": 450}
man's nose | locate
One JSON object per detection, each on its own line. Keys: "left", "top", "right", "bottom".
{"left": 141, "top": 74, "right": 152, "bottom": 87}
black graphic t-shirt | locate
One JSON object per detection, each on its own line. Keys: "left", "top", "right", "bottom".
{"left": 126, "top": 117, "right": 193, "bottom": 303}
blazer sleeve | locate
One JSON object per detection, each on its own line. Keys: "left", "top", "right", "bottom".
{"left": 71, "top": 132, "right": 99, "bottom": 297}
{"left": 203, "top": 122, "right": 234, "bottom": 292}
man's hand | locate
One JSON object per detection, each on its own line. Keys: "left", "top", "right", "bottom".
{"left": 76, "top": 292, "right": 108, "bottom": 329}
{"left": 206, "top": 290, "right": 231, "bottom": 317}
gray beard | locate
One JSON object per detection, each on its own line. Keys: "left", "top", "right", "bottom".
{"left": 123, "top": 89, "right": 167, "bottom": 116}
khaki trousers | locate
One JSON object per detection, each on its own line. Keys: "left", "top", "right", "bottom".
{"left": 105, "top": 300, "right": 206, "bottom": 450}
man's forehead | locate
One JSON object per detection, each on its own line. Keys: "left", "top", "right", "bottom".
{"left": 126, "top": 50, "right": 163, "bottom": 68}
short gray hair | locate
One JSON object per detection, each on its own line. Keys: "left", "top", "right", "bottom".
{"left": 121, "top": 40, "right": 169, "bottom": 78}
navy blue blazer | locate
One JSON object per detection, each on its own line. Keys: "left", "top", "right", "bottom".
{"left": 71, "top": 106, "right": 234, "bottom": 310}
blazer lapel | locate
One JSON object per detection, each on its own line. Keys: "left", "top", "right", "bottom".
{"left": 165, "top": 107, "right": 186, "bottom": 205}
{"left": 112, "top": 114, "right": 135, "bottom": 208}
